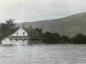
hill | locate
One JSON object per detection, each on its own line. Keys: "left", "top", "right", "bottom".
{"left": 16, "top": 12, "right": 86, "bottom": 37}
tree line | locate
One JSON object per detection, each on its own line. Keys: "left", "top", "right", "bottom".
{"left": 43, "top": 32, "right": 86, "bottom": 44}
{"left": 0, "top": 19, "right": 86, "bottom": 44}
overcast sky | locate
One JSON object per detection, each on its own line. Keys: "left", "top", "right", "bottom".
{"left": 0, "top": 0, "right": 86, "bottom": 23}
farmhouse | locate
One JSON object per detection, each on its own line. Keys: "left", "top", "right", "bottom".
{"left": 1, "top": 27, "right": 44, "bottom": 45}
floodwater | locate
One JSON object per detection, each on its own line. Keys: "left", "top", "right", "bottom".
{"left": 0, "top": 44, "right": 86, "bottom": 64}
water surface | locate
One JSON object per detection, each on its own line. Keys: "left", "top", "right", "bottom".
{"left": 0, "top": 44, "right": 86, "bottom": 64}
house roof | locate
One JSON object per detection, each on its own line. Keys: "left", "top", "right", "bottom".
{"left": 23, "top": 28, "right": 40, "bottom": 36}
{"left": 2, "top": 27, "right": 43, "bottom": 39}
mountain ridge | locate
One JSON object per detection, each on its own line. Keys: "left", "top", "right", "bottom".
{"left": 16, "top": 12, "right": 86, "bottom": 37}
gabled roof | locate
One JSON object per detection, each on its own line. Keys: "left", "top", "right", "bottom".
{"left": 3, "top": 28, "right": 41, "bottom": 39}
{"left": 23, "top": 28, "right": 41, "bottom": 37}
{"left": 1, "top": 27, "right": 44, "bottom": 41}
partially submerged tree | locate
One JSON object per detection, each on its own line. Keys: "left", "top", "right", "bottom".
{"left": 0, "top": 19, "right": 17, "bottom": 42}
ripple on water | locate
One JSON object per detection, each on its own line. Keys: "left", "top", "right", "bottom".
{"left": 0, "top": 44, "right": 86, "bottom": 64}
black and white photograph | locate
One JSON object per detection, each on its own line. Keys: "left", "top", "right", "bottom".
{"left": 0, "top": 0, "right": 86, "bottom": 64}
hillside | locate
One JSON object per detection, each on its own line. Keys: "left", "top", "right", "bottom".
{"left": 17, "top": 12, "right": 86, "bottom": 37}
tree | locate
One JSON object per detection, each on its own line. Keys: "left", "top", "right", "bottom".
{"left": 35, "top": 28, "right": 43, "bottom": 34}
{"left": 43, "top": 32, "right": 61, "bottom": 44}
{"left": 61, "top": 35, "right": 70, "bottom": 43}
{"left": 5, "top": 19, "right": 16, "bottom": 29}
{"left": 0, "top": 19, "right": 17, "bottom": 42}
{"left": 71, "top": 33, "right": 86, "bottom": 44}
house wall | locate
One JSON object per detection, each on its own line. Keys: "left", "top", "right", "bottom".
{"left": 1, "top": 28, "right": 44, "bottom": 45}
{"left": 1, "top": 28, "right": 29, "bottom": 45}
{"left": 10, "top": 40, "right": 28, "bottom": 44}
{"left": 11, "top": 28, "right": 28, "bottom": 36}
{"left": 1, "top": 38, "right": 11, "bottom": 45}
{"left": 1, "top": 38, "right": 28, "bottom": 45}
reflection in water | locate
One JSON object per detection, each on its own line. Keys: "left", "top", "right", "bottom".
{"left": 0, "top": 44, "right": 86, "bottom": 64}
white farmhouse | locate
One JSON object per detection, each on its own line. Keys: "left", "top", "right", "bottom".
{"left": 1, "top": 27, "right": 44, "bottom": 45}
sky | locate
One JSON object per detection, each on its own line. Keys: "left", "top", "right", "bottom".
{"left": 0, "top": 0, "right": 86, "bottom": 23}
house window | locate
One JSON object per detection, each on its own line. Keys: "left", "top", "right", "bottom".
{"left": 23, "top": 32, "right": 25, "bottom": 35}
{"left": 15, "top": 39, "right": 17, "bottom": 41}
{"left": 17, "top": 32, "right": 18, "bottom": 36}
{"left": 10, "top": 39, "right": 12, "bottom": 41}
